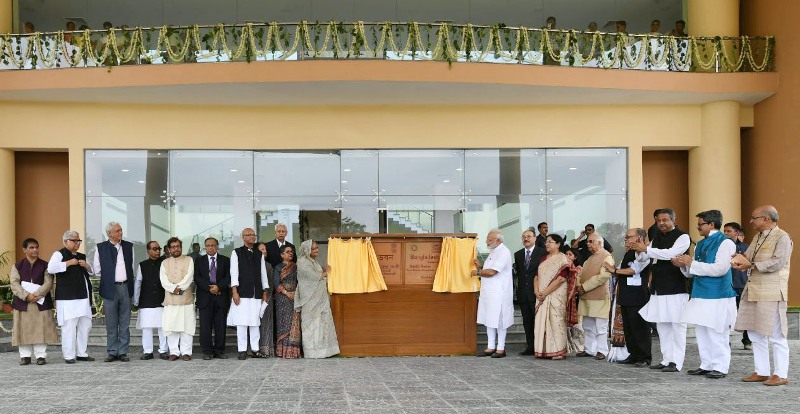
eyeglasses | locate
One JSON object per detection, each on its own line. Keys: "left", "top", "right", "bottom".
{"left": 521, "top": 236, "right": 534, "bottom": 240}
{"left": 67, "top": 239, "right": 82, "bottom": 243}
{"left": 149, "top": 247, "right": 162, "bottom": 251}
{"left": 697, "top": 222, "right": 710, "bottom": 228}
{"left": 242, "top": 233, "right": 256, "bottom": 237}
{"left": 624, "top": 235, "right": 639, "bottom": 239}
{"left": 750, "top": 216, "right": 766, "bottom": 221}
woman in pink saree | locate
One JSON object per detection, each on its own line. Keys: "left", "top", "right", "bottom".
{"left": 534, "top": 234, "right": 575, "bottom": 359}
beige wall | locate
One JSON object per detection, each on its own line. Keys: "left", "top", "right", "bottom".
{"left": 642, "top": 151, "right": 690, "bottom": 234}
{"left": 15, "top": 152, "right": 70, "bottom": 258}
{"left": 742, "top": 0, "right": 800, "bottom": 305}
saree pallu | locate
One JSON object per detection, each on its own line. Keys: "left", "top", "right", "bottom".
{"left": 610, "top": 285, "right": 626, "bottom": 347}
{"left": 534, "top": 253, "right": 570, "bottom": 358}
{"left": 275, "top": 262, "right": 302, "bottom": 359}
{"left": 565, "top": 264, "right": 584, "bottom": 354}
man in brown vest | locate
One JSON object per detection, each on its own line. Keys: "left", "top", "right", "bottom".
{"left": 159, "top": 237, "right": 196, "bottom": 361}
{"left": 732, "top": 205, "right": 793, "bottom": 386}
{"left": 575, "top": 233, "right": 614, "bottom": 360}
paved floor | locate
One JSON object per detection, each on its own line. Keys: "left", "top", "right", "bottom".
{"left": 1, "top": 337, "right": 799, "bottom": 413}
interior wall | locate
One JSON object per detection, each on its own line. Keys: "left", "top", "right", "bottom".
{"left": 741, "top": 0, "right": 800, "bottom": 305}
{"left": 15, "top": 152, "right": 70, "bottom": 258}
{"left": 642, "top": 150, "right": 689, "bottom": 234}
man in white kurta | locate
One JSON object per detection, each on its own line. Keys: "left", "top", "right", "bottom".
{"left": 674, "top": 210, "right": 738, "bottom": 379}
{"left": 473, "top": 229, "right": 514, "bottom": 358}
{"left": 159, "top": 237, "right": 195, "bottom": 361}
{"left": 228, "top": 228, "right": 269, "bottom": 360}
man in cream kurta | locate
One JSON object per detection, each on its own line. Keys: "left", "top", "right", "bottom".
{"left": 159, "top": 237, "right": 195, "bottom": 361}
{"left": 473, "top": 229, "right": 514, "bottom": 358}
{"left": 732, "top": 205, "right": 793, "bottom": 386}
{"left": 576, "top": 233, "right": 614, "bottom": 360}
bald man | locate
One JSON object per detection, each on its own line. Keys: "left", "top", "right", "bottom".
{"left": 733, "top": 205, "right": 793, "bottom": 386}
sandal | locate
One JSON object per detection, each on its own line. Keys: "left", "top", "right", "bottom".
{"left": 552, "top": 356, "right": 565, "bottom": 360}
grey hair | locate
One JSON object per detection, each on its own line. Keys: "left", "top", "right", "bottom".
{"left": 63, "top": 230, "right": 79, "bottom": 241}
{"left": 489, "top": 229, "right": 504, "bottom": 243}
{"left": 590, "top": 232, "right": 605, "bottom": 245}
{"left": 765, "top": 209, "right": 779, "bottom": 222}
{"left": 275, "top": 223, "right": 288, "bottom": 230}
{"left": 634, "top": 228, "right": 647, "bottom": 240}
{"left": 105, "top": 221, "right": 121, "bottom": 234}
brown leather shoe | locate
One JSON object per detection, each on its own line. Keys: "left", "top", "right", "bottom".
{"left": 182, "top": 354, "right": 192, "bottom": 361}
{"left": 764, "top": 375, "right": 789, "bottom": 386}
{"left": 168, "top": 354, "right": 179, "bottom": 361}
{"left": 594, "top": 352, "right": 606, "bottom": 360}
{"left": 19, "top": 357, "right": 31, "bottom": 366}
{"left": 741, "top": 371, "right": 770, "bottom": 382}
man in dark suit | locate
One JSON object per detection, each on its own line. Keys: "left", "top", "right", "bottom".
{"left": 194, "top": 237, "right": 231, "bottom": 360}
{"left": 513, "top": 229, "right": 547, "bottom": 355}
{"left": 265, "top": 223, "right": 295, "bottom": 286}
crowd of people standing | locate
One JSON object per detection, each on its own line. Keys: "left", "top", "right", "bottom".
{"left": 9, "top": 222, "right": 339, "bottom": 365}
{"left": 474, "top": 205, "right": 792, "bottom": 386}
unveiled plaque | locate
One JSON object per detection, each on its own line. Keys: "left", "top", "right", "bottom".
{"left": 373, "top": 241, "right": 403, "bottom": 285}
{"left": 404, "top": 240, "right": 442, "bottom": 285}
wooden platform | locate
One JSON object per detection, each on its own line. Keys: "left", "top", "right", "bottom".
{"left": 329, "top": 233, "right": 478, "bottom": 356}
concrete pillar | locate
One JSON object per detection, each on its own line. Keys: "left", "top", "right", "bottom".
{"left": 688, "top": 101, "right": 740, "bottom": 240}
{"left": 687, "top": 0, "right": 739, "bottom": 36}
{"left": 0, "top": 149, "right": 16, "bottom": 270}
{"left": 0, "top": 0, "right": 11, "bottom": 33}
{"left": 628, "top": 145, "right": 644, "bottom": 228}
{"left": 69, "top": 148, "right": 85, "bottom": 253}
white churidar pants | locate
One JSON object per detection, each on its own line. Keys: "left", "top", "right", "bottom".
{"left": 166, "top": 332, "right": 193, "bottom": 356}
{"left": 141, "top": 327, "right": 167, "bottom": 354}
{"left": 486, "top": 327, "right": 508, "bottom": 351}
{"left": 60, "top": 316, "right": 92, "bottom": 360}
{"left": 695, "top": 325, "right": 732, "bottom": 373}
{"left": 656, "top": 322, "right": 687, "bottom": 370}
{"left": 19, "top": 343, "right": 48, "bottom": 359}
{"left": 750, "top": 309, "right": 790, "bottom": 378}
{"left": 237, "top": 326, "right": 260, "bottom": 352}
{"left": 582, "top": 317, "right": 609, "bottom": 356}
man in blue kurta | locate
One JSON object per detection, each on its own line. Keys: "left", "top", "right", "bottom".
{"left": 673, "top": 210, "right": 737, "bottom": 379}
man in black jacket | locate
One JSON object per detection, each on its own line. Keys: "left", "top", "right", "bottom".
{"left": 194, "top": 237, "right": 231, "bottom": 360}
{"left": 513, "top": 229, "right": 547, "bottom": 355}
{"left": 605, "top": 228, "right": 652, "bottom": 367}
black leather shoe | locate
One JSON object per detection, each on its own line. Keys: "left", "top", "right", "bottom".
{"left": 76, "top": 356, "right": 94, "bottom": 362}
{"left": 617, "top": 357, "right": 635, "bottom": 364}
{"left": 104, "top": 355, "right": 118, "bottom": 362}
{"left": 490, "top": 351, "right": 507, "bottom": 358}
{"left": 688, "top": 368, "right": 711, "bottom": 376}
{"left": 649, "top": 363, "right": 666, "bottom": 369}
{"left": 476, "top": 349, "right": 496, "bottom": 357}
{"left": 634, "top": 361, "right": 651, "bottom": 368}
{"left": 64, "top": 359, "right": 76, "bottom": 364}
{"left": 36, "top": 358, "right": 46, "bottom": 365}
{"left": 706, "top": 370, "right": 727, "bottom": 379}
{"left": 662, "top": 362, "right": 679, "bottom": 372}
{"left": 576, "top": 351, "right": 592, "bottom": 357}
{"left": 118, "top": 354, "right": 130, "bottom": 362}
{"left": 238, "top": 352, "right": 248, "bottom": 360}
{"left": 140, "top": 353, "right": 154, "bottom": 360}
{"left": 203, "top": 353, "right": 213, "bottom": 361}
{"left": 519, "top": 349, "right": 535, "bottom": 356}
{"left": 19, "top": 357, "right": 31, "bottom": 365}
{"left": 214, "top": 353, "right": 228, "bottom": 359}
{"left": 159, "top": 353, "right": 169, "bottom": 360}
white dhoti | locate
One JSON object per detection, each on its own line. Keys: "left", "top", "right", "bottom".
{"left": 57, "top": 298, "right": 93, "bottom": 361}
{"left": 681, "top": 297, "right": 737, "bottom": 373}
{"left": 137, "top": 307, "right": 167, "bottom": 354}
{"left": 227, "top": 298, "right": 262, "bottom": 352}
{"left": 640, "top": 293, "right": 688, "bottom": 370}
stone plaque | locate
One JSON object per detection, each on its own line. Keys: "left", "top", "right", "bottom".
{"left": 373, "top": 241, "right": 403, "bottom": 285}
{"left": 404, "top": 240, "right": 442, "bottom": 285}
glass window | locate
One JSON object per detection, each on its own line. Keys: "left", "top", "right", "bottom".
{"left": 170, "top": 150, "right": 253, "bottom": 197}
{"left": 85, "top": 150, "right": 167, "bottom": 197}
{"left": 341, "top": 150, "right": 379, "bottom": 196}
{"left": 378, "top": 150, "right": 463, "bottom": 196}
{"left": 545, "top": 148, "right": 627, "bottom": 196}
{"left": 254, "top": 151, "right": 340, "bottom": 197}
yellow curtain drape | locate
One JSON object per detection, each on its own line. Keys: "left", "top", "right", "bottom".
{"left": 432, "top": 237, "right": 480, "bottom": 293}
{"left": 327, "top": 238, "right": 388, "bottom": 294}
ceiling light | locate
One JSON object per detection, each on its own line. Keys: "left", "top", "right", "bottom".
{"left": 121, "top": 169, "right": 130, "bottom": 172}
{"left": 238, "top": 180, "right": 245, "bottom": 183}
{"left": 443, "top": 179, "right": 450, "bottom": 183}
{"left": 569, "top": 167, "right": 577, "bottom": 171}
{"left": 341, "top": 180, "right": 348, "bottom": 183}
{"left": 343, "top": 168, "right": 351, "bottom": 172}
{"left": 456, "top": 168, "right": 463, "bottom": 171}
{"left": 137, "top": 180, "right": 145, "bottom": 184}
{"left": 229, "top": 169, "right": 238, "bottom": 172}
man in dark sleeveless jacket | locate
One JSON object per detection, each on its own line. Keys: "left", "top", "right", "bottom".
{"left": 228, "top": 228, "right": 269, "bottom": 360}
{"left": 632, "top": 208, "right": 690, "bottom": 373}
{"left": 133, "top": 241, "right": 167, "bottom": 360}
{"left": 10, "top": 238, "right": 58, "bottom": 365}
{"left": 92, "top": 222, "right": 135, "bottom": 362}
{"left": 47, "top": 230, "right": 95, "bottom": 364}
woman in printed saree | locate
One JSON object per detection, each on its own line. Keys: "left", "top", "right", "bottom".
{"left": 295, "top": 240, "right": 340, "bottom": 358}
{"left": 534, "top": 234, "right": 572, "bottom": 359}
{"left": 564, "top": 248, "right": 584, "bottom": 354}
{"left": 254, "top": 242, "right": 275, "bottom": 357}
{"left": 274, "top": 244, "right": 302, "bottom": 359}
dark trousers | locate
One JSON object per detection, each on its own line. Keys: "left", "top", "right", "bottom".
{"left": 518, "top": 298, "right": 536, "bottom": 351}
{"left": 199, "top": 295, "right": 227, "bottom": 354}
{"left": 104, "top": 284, "right": 132, "bottom": 356}
{"left": 620, "top": 305, "right": 651, "bottom": 362}
{"left": 734, "top": 288, "right": 751, "bottom": 344}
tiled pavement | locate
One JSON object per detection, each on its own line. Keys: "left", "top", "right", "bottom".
{"left": 2, "top": 337, "right": 799, "bottom": 413}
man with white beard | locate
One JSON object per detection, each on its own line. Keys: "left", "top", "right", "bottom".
{"left": 473, "top": 229, "right": 514, "bottom": 358}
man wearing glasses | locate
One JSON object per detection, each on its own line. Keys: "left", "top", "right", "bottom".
{"left": 47, "top": 230, "right": 95, "bottom": 364}
{"left": 160, "top": 237, "right": 196, "bottom": 361}
{"left": 673, "top": 210, "right": 737, "bottom": 379}
{"left": 513, "top": 229, "right": 546, "bottom": 355}
{"left": 733, "top": 205, "right": 793, "bottom": 386}
{"left": 133, "top": 241, "right": 168, "bottom": 360}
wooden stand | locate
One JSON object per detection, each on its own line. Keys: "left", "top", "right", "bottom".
{"left": 329, "top": 233, "right": 478, "bottom": 356}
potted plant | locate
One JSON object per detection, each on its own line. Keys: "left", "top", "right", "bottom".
{"left": 0, "top": 250, "right": 14, "bottom": 313}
